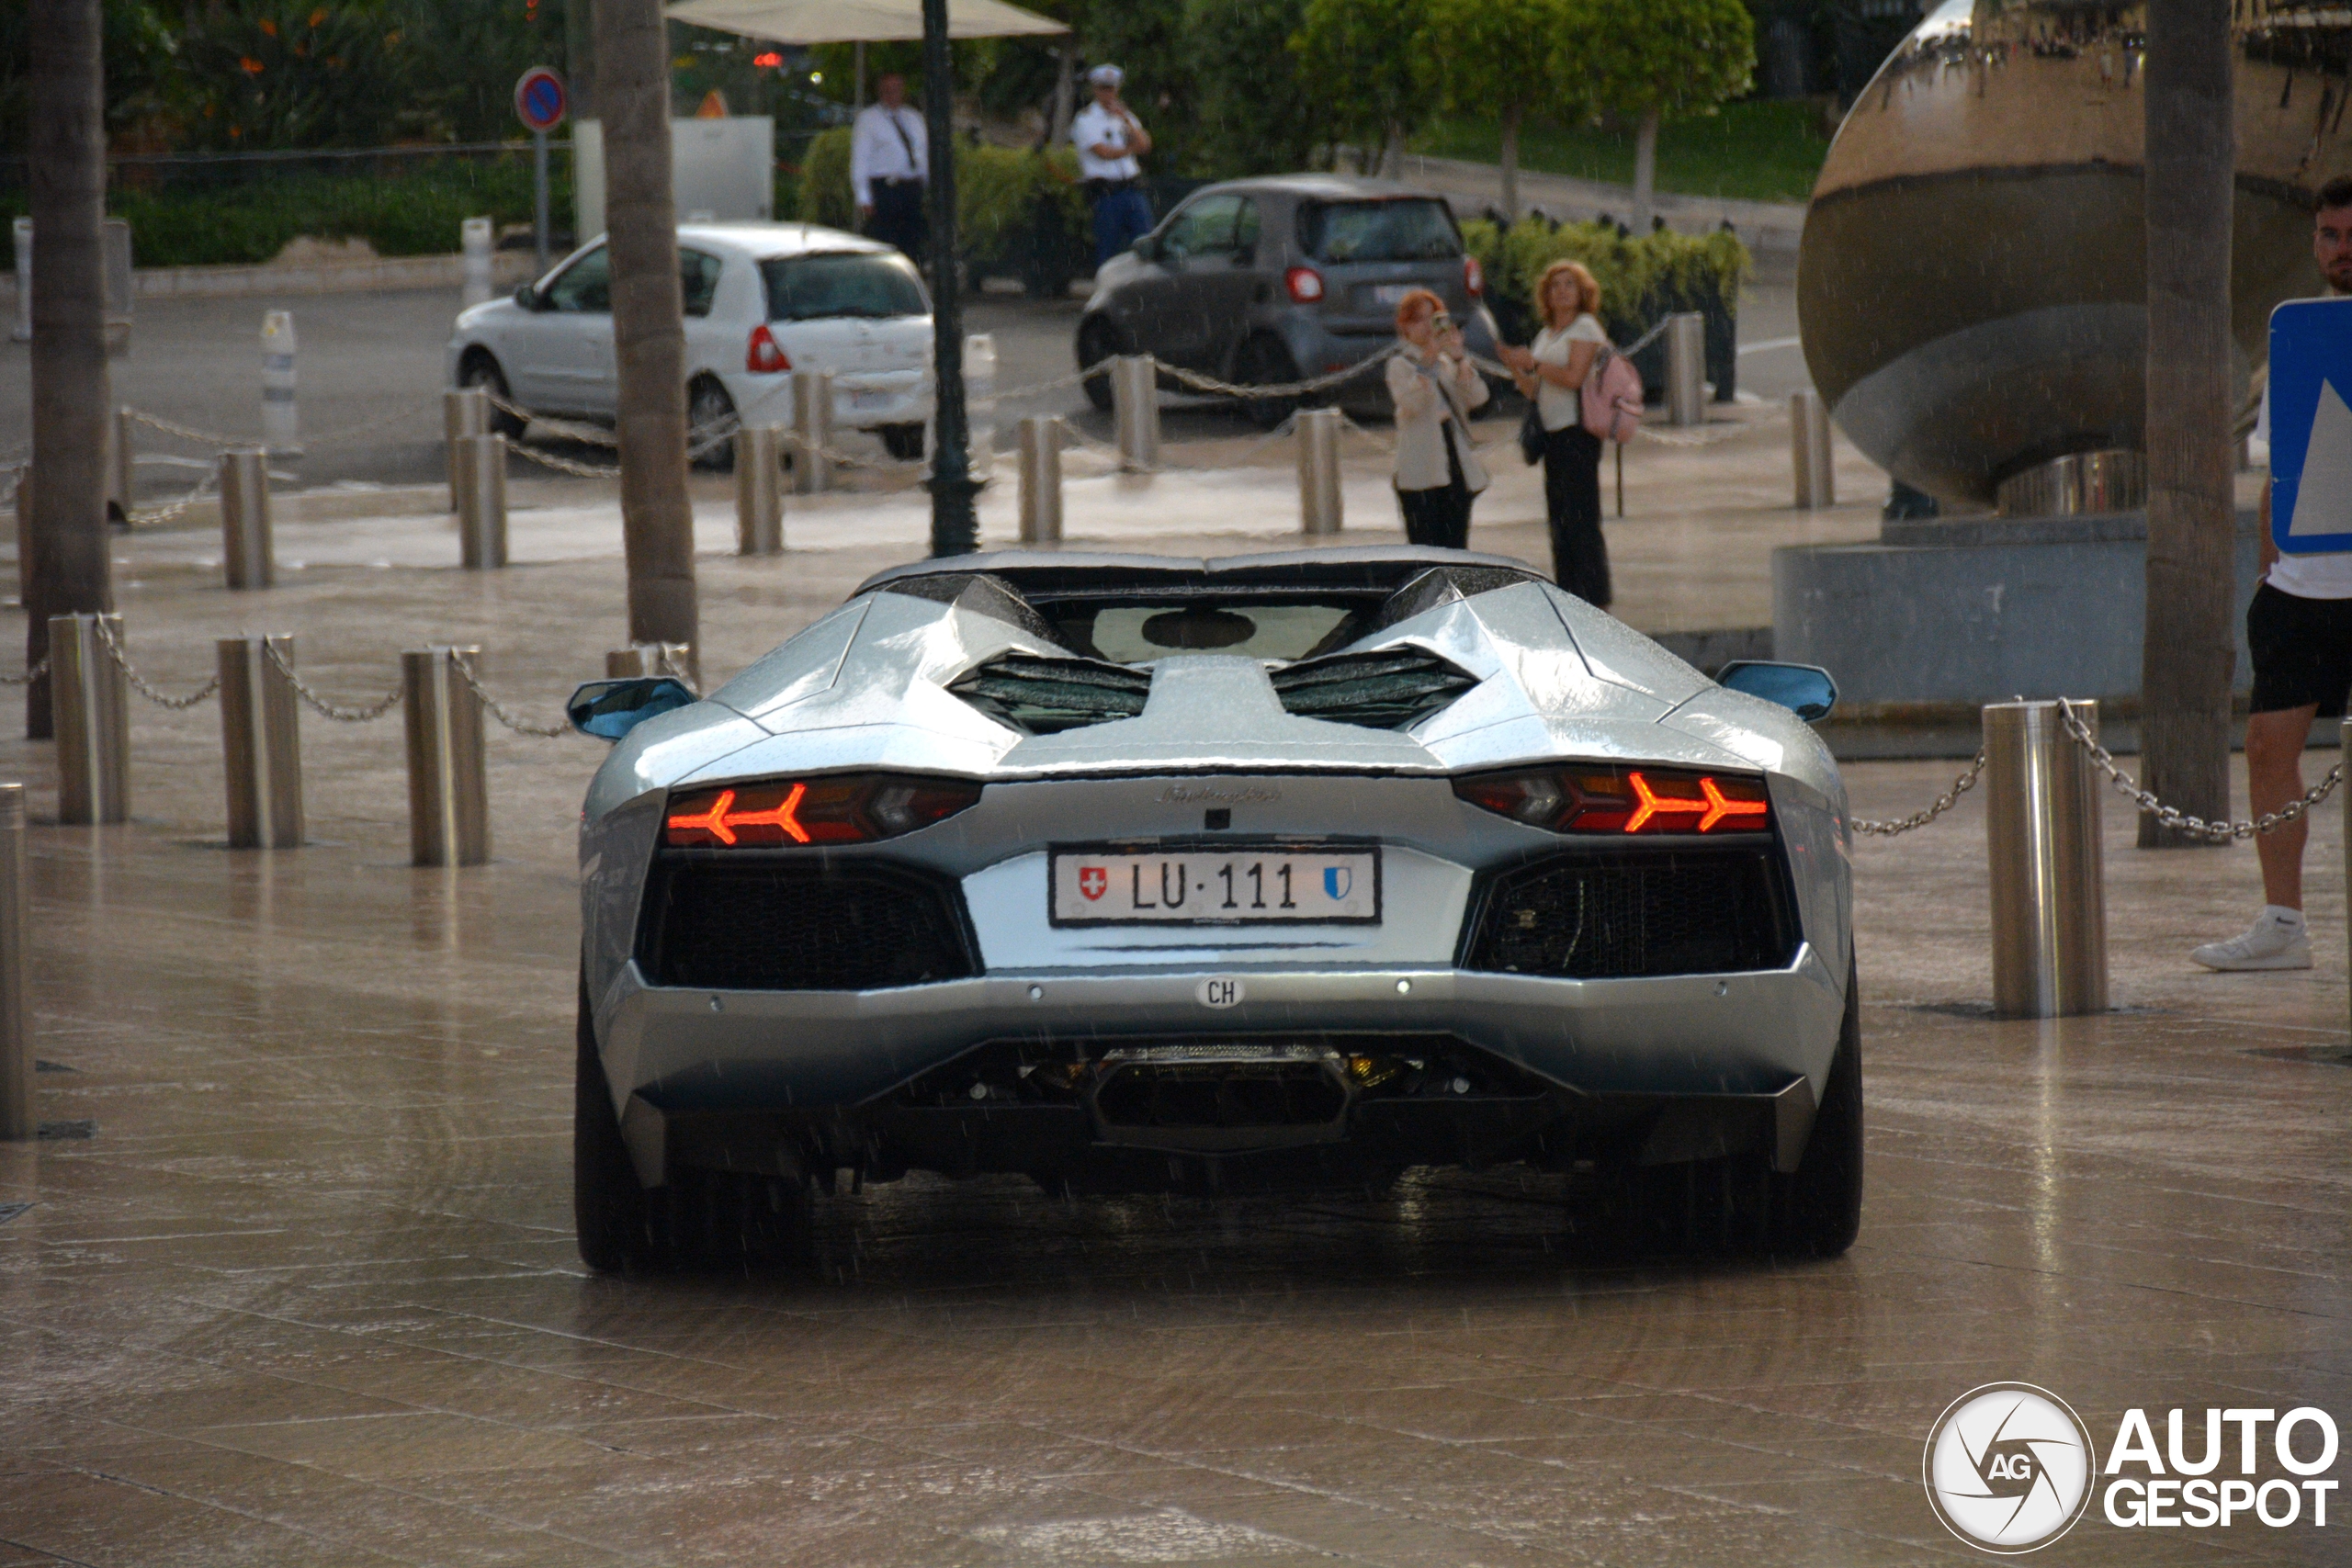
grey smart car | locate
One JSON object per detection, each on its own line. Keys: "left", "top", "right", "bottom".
{"left": 1074, "top": 175, "right": 1505, "bottom": 427}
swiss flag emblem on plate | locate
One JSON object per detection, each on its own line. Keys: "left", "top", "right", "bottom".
{"left": 1078, "top": 866, "right": 1107, "bottom": 900}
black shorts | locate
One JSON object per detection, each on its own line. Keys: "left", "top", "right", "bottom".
{"left": 2247, "top": 581, "right": 2352, "bottom": 716}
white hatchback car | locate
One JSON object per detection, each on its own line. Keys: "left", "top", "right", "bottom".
{"left": 447, "top": 222, "right": 934, "bottom": 463}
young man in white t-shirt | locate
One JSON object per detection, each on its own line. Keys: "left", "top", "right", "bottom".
{"left": 2193, "top": 175, "right": 2352, "bottom": 970}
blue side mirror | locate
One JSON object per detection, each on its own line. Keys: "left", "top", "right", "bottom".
{"left": 567, "top": 677, "right": 695, "bottom": 741}
{"left": 1715, "top": 660, "right": 1838, "bottom": 722}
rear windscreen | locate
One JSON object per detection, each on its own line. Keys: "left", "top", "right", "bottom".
{"left": 761, "top": 252, "right": 929, "bottom": 321}
{"left": 1046, "top": 599, "right": 1367, "bottom": 664}
{"left": 1297, "top": 200, "right": 1462, "bottom": 264}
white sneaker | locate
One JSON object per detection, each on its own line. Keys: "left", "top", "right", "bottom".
{"left": 2191, "top": 907, "right": 2313, "bottom": 971}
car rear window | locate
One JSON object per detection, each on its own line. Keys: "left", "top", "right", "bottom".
{"left": 760, "top": 252, "right": 929, "bottom": 321}
{"left": 1297, "top": 199, "right": 1462, "bottom": 264}
{"left": 1052, "top": 600, "right": 1363, "bottom": 664}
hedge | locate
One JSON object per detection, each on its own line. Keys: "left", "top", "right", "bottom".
{"left": 798, "top": 127, "right": 1090, "bottom": 284}
{"left": 1459, "top": 216, "right": 1749, "bottom": 345}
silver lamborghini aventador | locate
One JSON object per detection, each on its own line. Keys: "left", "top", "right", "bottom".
{"left": 569, "top": 547, "right": 1860, "bottom": 1270}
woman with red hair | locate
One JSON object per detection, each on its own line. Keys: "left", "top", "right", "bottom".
{"left": 1384, "top": 288, "right": 1489, "bottom": 548}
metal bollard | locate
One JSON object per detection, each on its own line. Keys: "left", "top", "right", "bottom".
{"left": 606, "top": 642, "right": 698, "bottom": 689}
{"left": 454, "top": 434, "right": 508, "bottom": 569}
{"left": 107, "top": 405, "right": 133, "bottom": 523}
{"left": 735, "top": 423, "right": 784, "bottom": 555}
{"left": 965, "top": 332, "right": 998, "bottom": 473}
{"left": 790, "top": 367, "right": 834, "bottom": 495}
{"left": 49, "top": 614, "right": 130, "bottom": 826}
{"left": 219, "top": 448, "right": 274, "bottom": 589}
{"left": 1665, "top": 312, "right": 1707, "bottom": 428}
{"left": 1984, "top": 700, "right": 2108, "bottom": 1019}
{"left": 1297, "top": 407, "right": 1345, "bottom": 536}
{"left": 403, "top": 647, "right": 490, "bottom": 867}
{"left": 1112, "top": 355, "right": 1159, "bottom": 471}
{"left": 1017, "top": 416, "right": 1063, "bottom": 543}
{"left": 0, "top": 784, "right": 25, "bottom": 1140}
{"left": 444, "top": 387, "right": 489, "bottom": 511}
{"left": 260, "top": 310, "right": 300, "bottom": 456}
{"left": 218, "top": 635, "right": 303, "bottom": 850}
{"left": 1791, "top": 388, "right": 1835, "bottom": 510}
{"left": 460, "top": 216, "right": 496, "bottom": 309}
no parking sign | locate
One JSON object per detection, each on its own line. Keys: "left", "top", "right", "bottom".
{"left": 2269, "top": 296, "right": 2352, "bottom": 553}
{"left": 514, "top": 66, "right": 568, "bottom": 135}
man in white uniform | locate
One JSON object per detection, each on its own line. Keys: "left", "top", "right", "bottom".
{"left": 1069, "top": 63, "right": 1155, "bottom": 268}
{"left": 851, "top": 72, "right": 928, "bottom": 265}
{"left": 2194, "top": 175, "right": 2352, "bottom": 969}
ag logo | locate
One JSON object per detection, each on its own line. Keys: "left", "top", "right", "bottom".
{"left": 1924, "top": 1383, "right": 2097, "bottom": 1553}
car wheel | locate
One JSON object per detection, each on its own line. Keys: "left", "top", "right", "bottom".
{"left": 1076, "top": 316, "right": 1122, "bottom": 412}
{"left": 575, "top": 975, "right": 655, "bottom": 1273}
{"left": 1234, "top": 334, "right": 1300, "bottom": 432}
{"left": 1771, "top": 960, "right": 1864, "bottom": 1258}
{"left": 879, "top": 423, "right": 926, "bottom": 462}
{"left": 575, "top": 975, "right": 813, "bottom": 1273}
{"left": 687, "top": 378, "right": 738, "bottom": 472}
{"left": 460, "top": 354, "right": 527, "bottom": 439}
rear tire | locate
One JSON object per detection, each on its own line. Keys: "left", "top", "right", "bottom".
{"left": 1771, "top": 961, "right": 1864, "bottom": 1258}
{"left": 459, "top": 354, "right": 527, "bottom": 439}
{"left": 687, "top": 377, "right": 738, "bottom": 472}
{"left": 575, "top": 976, "right": 813, "bottom": 1274}
{"left": 1077, "top": 316, "right": 1122, "bottom": 412}
{"left": 1235, "top": 334, "right": 1300, "bottom": 431}
{"left": 575, "top": 977, "right": 653, "bottom": 1273}
{"left": 879, "top": 423, "right": 927, "bottom": 462}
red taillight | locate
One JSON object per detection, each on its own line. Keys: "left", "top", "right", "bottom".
{"left": 1453, "top": 765, "right": 1771, "bottom": 836}
{"left": 664, "top": 773, "right": 979, "bottom": 848}
{"left": 746, "top": 323, "right": 790, "bottom": 374}
{"left": 1284, "top": 265, "right": 1325, "bottom": 304}
{"left": 1464, "top": 255, "right": 1484, "bottom": 297}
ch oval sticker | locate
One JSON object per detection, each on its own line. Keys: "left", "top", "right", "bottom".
{"left": 1195, "top": 977, "right": 1245, "bottom": 1009}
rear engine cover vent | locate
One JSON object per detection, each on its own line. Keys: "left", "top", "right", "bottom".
{"left": 640, "top": 863, "right": 976, "bottom": 990}
{"left": 1464, "top": 849, "right": 1795, "bottom": 979}
{"left": 950, "top": 653, "right": 1152, "bottom": 735}
{"left": 1270, "top": 646, "right": 1479, "bottom": 729}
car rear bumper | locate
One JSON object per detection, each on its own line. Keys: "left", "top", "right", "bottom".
{"left": 597, "top": 940, "right": 1844, "bottom": 1116}
{"left": 720, "top": 368, "right": 930, "bottom": 432}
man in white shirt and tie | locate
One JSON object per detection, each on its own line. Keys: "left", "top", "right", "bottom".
{"left": 852, "top": 72, "right": 928, "bottom": 265}
{"left": 1069, "top": 63, "right": 1155, "bottom": 268}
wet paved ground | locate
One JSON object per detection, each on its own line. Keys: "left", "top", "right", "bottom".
{"left": 1, "top": 514, "right": 2348, "bottom": 1565}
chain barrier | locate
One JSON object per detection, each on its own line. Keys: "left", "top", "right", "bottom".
{"left": 0, "top": 657, "right": 50, "bottom": 688}
{"left": 2055, "top": 696, "right": 2343, "bottom": 842}
{"left": 1336, "top": 412, "right": 1395, "bottom": 456}
{"left": 92, "top": 617, "right": 220, "bottom": 711}
{"left": 448, "top": 651, "right": 573, "bottom": 739}
{"left": 262, "top": 639, "right": 402, "bottom": 724}
{"left": 503, "top": 442, "right": 624, "bottom": 479}
{"left": 1155, "top": 349, "right": 1397, "bottom": 402}
{"left": 1850, "top": 754, "right": 1985, "bottom": 838}
{"left": 129, "top": 470, "right": 218, "bottom": 528}
{"left": 125, "top": 407, "right": 248, "bottom": 449}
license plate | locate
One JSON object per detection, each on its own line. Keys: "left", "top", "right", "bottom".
{"left": 849, "top": 389, "right": 893, "bottom": 410}
{"left": 1050, "top": 846, "right": 1380, "bottom": 925}
{"left": 1365, "top": 283, "right": 1414, "bottom": 305}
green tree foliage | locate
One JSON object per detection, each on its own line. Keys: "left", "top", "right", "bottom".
{"left": 800, "top": 126, "right": 1086, "bottom": 265}
{"left": 1184, "top": 0, "right": 1318, "bottom": 179}
{"left": 1556, "top": 0, "right": 1755, "bottom": 227}
{"left": 1417, "top": 0, "right": 1572, "bottom": 219}
{"left": 1291, "top": 0, "right": 1429, "bottom": 174}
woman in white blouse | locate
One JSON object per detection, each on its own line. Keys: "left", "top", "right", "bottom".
{"left": 1501, "top": 260, "right": 1611, "bottom": 605}
{"left": 1384, "top": 288, "right": 1490, "bottom": 548}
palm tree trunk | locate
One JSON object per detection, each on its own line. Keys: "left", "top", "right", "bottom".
{"left": 1632, "top": 107, "right": 1660, "bottom": 233}
{"left": 1049, "top": 44, "right": 1074, "bottom": 147}
{"left": 593, "top": 0, "right": 697, "bottom": 655}
{"left": 923, "top": 0, "right": 978, "bottom": 556}
{"left": 2139, "top": 0, "right": 2234, "bottom": 846}
{"left": 1498, "top": 106, "right": 1521, "bottom": 221}
{"left": 24, "top": 0, "right": 111, "bottom": 739}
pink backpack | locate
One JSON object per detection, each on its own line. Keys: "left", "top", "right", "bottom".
{"left": 1581, "top": 344, "right": 1645, "bottom": 444}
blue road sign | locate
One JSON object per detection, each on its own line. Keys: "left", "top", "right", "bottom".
{"left": 2269, "top": 296, "right": 2352, "bottom": 554}
{"left": 514, "top": 67, "right": 568, "bottom": 134}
